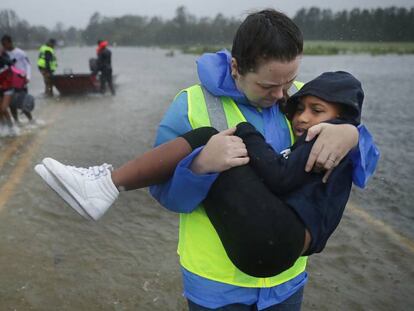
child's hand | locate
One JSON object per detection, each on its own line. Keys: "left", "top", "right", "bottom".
{"left": 190, "top": 127, "right": 249, "bottom": 174}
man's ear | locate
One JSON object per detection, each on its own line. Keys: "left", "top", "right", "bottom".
{"left": 231, "top": 58, "right": 239, "bottom": 79}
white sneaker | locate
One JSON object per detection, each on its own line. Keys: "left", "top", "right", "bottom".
{"left": 7, "top": 125, "right": 21, "bottom": 137}
{"left": 42, "top": 157, "right": 119, "bottom": 220}
{"left": 0, "top": 124, "right": 8, "bottom": 137}
{"left": 27, "top": 119, "right": 46, "bottom": 130}
{"left": 34, "top": 164, "right": 93, "bottom": 220}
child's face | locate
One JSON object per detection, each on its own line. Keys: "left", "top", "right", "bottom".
{"left": 292, "top": 95, "right": 340, "bottom": 137}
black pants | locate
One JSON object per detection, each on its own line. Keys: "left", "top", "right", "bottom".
{"left": 10, "top": 89, "right": 33, "bottom": 122}
{"left": 100, "top": 69, "right": 115, "bottom": 95}
{"left": 182, "top": 124, "right": 305, "bottom": 278}
{"left": 39, "top": 68, "right": 53, "bottom": 96}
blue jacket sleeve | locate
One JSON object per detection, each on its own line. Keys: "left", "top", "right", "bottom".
{"left": 149, "top": 92, "right": 219, "bottom": 213}
{"left": 350, "top": 124, "right": 380, "bottom": 188}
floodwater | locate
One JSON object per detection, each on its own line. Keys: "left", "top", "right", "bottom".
{"left": 0, "top": 47, "right": 413, "bottom": 310}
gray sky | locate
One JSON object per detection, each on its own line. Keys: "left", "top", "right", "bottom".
{"left": 2, "top": 0, "right": 413, "bottom": 29}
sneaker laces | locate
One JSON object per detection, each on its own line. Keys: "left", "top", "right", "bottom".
{"left": 69, "top": 163, "right": 113, "bottom": 180}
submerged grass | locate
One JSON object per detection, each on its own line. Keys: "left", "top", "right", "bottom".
{"left": 180, "top": 41, "right": 414, "bottom": 55}
{"left": 304, "top": 41, "right": 414, "bottom": 55}
{"left": 180, "top": 45, "right": 231, "bottom": 55}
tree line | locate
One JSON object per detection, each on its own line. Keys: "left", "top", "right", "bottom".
{"left": 0, "top": 9, "right": 82, "bottom": 48}
{"left": 0, "top": 6, "right": 413, "bottom": 48}
{"left": 293, "top": 7, "right": 414, "bottom": 41}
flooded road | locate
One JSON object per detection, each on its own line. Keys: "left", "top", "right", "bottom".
{"left": 0, "top": 47, "right": 413, "bottom": 310}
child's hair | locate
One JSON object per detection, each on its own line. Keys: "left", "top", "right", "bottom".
{"left": 285, "top": 71, "right": 364, "bottom": 125}
{"left": 1, "top": 34, "right": 12, "bottom": 44}
{"left": 0, "top": 53, "right": 13, "bottom": 69}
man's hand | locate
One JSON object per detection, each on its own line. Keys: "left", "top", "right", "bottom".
{"left": 190, "top": 127, "right": 249, "bottom": 174}
{"left": 305, "top": 123, "right": 359, "bottom": 182}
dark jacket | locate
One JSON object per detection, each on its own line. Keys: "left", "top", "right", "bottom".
{"left": 97, "top": 48, "right": 112, "bottom": 72}
{"left": 234, "top": 72, "right": 364, "bottom": 255}
{"left": 236, "top": 121, "right": 353, "bottom": 255}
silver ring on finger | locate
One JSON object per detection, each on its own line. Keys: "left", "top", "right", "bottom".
{"left": 328, "top": 158, "right": 337, "bottom": 165}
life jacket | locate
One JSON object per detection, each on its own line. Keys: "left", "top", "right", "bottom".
{"left": 0, "top": 66, "right": 27, "bottom": 91}
{"left": 177, "top": 82, "right": 308, "bottom": 288}
{"left": 37, "top": 45, "right": 57, "bottom": 71}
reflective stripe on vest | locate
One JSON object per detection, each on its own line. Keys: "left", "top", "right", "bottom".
{"left": 288, "top": 80, "right": 304, "bottom": 97}
{"left": 37, "top": 45, "right": 57, "bottom": 71}
{"left": 285, "top": 81, "right": 305, "bottom": 144}
{"left": 177, "top": 83, "right": 307, "bottom": 288}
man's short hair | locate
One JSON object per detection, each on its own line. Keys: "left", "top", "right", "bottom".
{"left": 232, "top": 9, "right": 303, "bottom": 75}
{"left": 1, "top": 34, "right": 12, "bottom": 44}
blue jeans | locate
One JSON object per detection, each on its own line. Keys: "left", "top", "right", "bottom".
{"left": 187, "top": 286, "right": 304, "bottom": 311}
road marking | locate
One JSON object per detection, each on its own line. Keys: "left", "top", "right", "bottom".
{"left": 0, "top": 105, "right": 63, "bottom": 212}
{"left": 0, "top": 130, "right": 47, "bottom": 210}
{"left": 0, "top": 132, "right": 47, "bottom": 210}
{"left": 348, "top": 203, "right": 414, "bottom": 253}
{"left": 0, "top": 135, "right": 31, "bottom": 170}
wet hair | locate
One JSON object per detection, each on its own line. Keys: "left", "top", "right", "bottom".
{"left": 231, "top": 9, "right": 303, "bottom": 75}
{"left": 1, "top": 34, "right": 12, "bottom": 44}
{"left": 48, "top": 38, "right": 56, "bottom": 46}
{"left": 0, "top": 52, "right": 13, "bottom": 69}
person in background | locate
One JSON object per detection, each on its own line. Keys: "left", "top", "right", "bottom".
{"left": 37, "top": 38, "right": 57, "bottom": 96}
{"left": 1, "top": 34, "right": 31, "bottom": 88}
{"left": 96, "top": 40, "right": 115, "bottom": 95}
{"left": 1, "top": 34, "right": 36, "bottom": 126}
{"left": 0, "top": 53, "right": 26, "bottom": 136}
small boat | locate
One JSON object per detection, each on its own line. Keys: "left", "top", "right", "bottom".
{"left": 52, "top": 73, "right": 100, "bottom": 96}
{"left": 52, "top": 58, "right": 115, "bottom": 96}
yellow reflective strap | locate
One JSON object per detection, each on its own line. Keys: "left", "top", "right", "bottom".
{"left": 221, "top": 96, "right": 246, "bottom": 128}
{"left": 181, "top": 85, "right": 211, "bottom": 129}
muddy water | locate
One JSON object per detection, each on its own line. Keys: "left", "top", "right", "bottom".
{"left": 0, "top": 47, "right": 413, "bottom": 310}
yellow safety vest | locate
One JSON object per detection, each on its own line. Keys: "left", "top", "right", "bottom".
{"left": 37, "top": 45, "right": 57, "bottom": 71}
{"left": 177, "top": 81, "right": 307, "bottom": 288}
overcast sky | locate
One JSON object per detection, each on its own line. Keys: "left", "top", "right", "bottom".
{"left": 2, "top": 0, "right": 413, "bottom": 29}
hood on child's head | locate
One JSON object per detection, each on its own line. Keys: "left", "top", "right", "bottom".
{"left": 285, "top": 71, "right": 364, "bottom": 125}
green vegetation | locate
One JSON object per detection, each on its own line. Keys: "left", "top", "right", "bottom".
{"left": 304, "top": 41, "right": 414, "bottom": 55}
{"left": 180, "top": 45, "right": 231, "bottom": 55}
{"left": 180, "top": 41, "right": 414, "bottom": 56}
{"left": 294, "top": 7, "right": 413, "bottom": 42}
